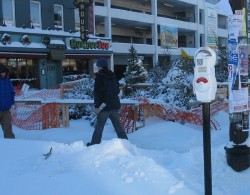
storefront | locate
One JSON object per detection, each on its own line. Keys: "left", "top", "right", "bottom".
{"left": 0, "top": 31, "right": 112, "bottom": 89}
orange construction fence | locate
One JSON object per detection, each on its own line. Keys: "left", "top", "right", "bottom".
{"left": 12, "top": 103, "right": 60, "bottom": 130}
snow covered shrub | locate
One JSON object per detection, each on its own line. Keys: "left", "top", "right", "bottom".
{"left": 125, "top": 88, "right": 152, "bottom": 99}
{"left": 63, "top": 74, "right": 90, "bottom": 82}
{"left": 160, "top": 60, "right": 195, "bottom": 110}
{"left": 147, "top": 64, "right": 168, "bottom": 99}
{"left": 215, "top": 47, "right": 228, "bottom": 82}
{"left": 63, "top": 77, "right": 94, "bottom": 119}
{"left": 148, "top": 64, "right": 166, "bottom": 84}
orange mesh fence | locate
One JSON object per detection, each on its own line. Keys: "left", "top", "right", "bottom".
{"left": 12, "top": 90, "right": 229, "bottom": 131}
{"left": 139, "top": 98, "right": 229, "bottom": 130}
{"left": 12, "top": 103, "right": 60, "bottom": 130}
{"left": 119, "top": 105, "right": 136, "bottom": 133}
{"left": 118, "top": 98, "right": 229, "bottom": 133}
{"left": 12, "top": 89, "right": 61, "bottom": 130}
{"left": 41, "top": 103, "right": 60, "bottom": 129}
{"left": 14, "top": 85, "right": 22, "bottom": 96}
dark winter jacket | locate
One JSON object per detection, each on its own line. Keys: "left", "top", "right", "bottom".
{"left": 94, "top": 68, "right": 120, "bottom": 111}
{"left": 0, "top": 76, "right": 15, "bottom": 111}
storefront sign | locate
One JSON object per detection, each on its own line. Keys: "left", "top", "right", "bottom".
{"left": 73, "top": 0, "right": 93, "bottom": 41}
{"left": 69, "top": 38, "right": 110, "bottom": 50}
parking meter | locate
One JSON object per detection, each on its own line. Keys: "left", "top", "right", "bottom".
{"left": 193, "top": 47, "right": 217, "bottom": 194}
{"left": 193, "top": 47, "right": 217, "bottom": 102}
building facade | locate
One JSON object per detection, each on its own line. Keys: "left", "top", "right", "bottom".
{"left": 94, "top": 0, "right": 228, "bottom": 77}
{"left": 0, "top": 0, "right": 111, "bottom": 89}
{"left": 0, "top": 0, "right": 228, "bottom": 89}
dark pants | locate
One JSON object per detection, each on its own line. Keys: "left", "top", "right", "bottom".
{"left": 90, "top": 109, "right": 128, "bottom": 145}
{"left": 0, "top": 110, "right": 15, "bottom": 139}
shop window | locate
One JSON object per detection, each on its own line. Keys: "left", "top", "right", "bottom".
{"left": 7, "top": 59, "right": 37, "bottom": 88}
{"left": 62, "top": 59, "right": 89, "bottom": 76}
{"left": 30, "top": 1, "right": 41, "bottom": 28}
{"left": 2, "top": 0, "right": 15, "bottom": 26}
{"left": 54, "top": 4, "right": 64, "bottom": 30}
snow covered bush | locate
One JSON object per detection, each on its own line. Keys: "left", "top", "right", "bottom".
{"left": 160, "top": 60, "right": 195, "bottom": 109}
{"left": 215, "top": 47, "right": 228, "bottom": 82}
{"left": 126, "top": 59, "right": 196, "bottom": 110}
{"left": 63, "top": 74, "right": 90, "bottom": 82}
{"left": 63, "top": 77, "right": 94, "bottom": 119}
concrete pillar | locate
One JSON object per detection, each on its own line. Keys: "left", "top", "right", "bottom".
{"left": 151, "top": 0, "right": 158, "bottom": 66}
{"left": 104, "top": 0, "right": 111, "bottom": 39}
{"left": 195, "top": 5, "right": 200, "bottom": 48}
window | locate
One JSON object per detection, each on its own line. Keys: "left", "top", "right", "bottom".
{"left": 74, "top": 8, "right": 80, "bottom": 31}
{"left": 30, "top": 1, "right": 41, "bottom": 28}
{"left": 199, "top": 9, "right": 204, "bottom": 25}
{"left": 54, "top": 4, "right": 63, "bottom": 30}
{"left": 5, "top": 59, "right": 38, "bottom": 88}
{"left": 62, "top": 59, "right": 89, "bottom": 77}
{"left": 2, "top": 0, "right": 15, "bottom": 26}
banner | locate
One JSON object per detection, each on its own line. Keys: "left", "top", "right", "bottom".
{"left": 207, "top": 7, "right": 218, "bottom": 46}
{"left": 160, "top": 25, "right": 178, "bottom": 48}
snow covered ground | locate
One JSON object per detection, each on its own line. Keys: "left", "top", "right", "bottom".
{"left": 0, "top": 110, "right": 250, "bottom": 195}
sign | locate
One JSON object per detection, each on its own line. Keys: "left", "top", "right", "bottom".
{"left": 73, "top": 0, "right": 93, "bottom": 41}
{"left": 207, "top": 7, "right": 218, "bottom": 46}
{"left": 68, "top": 38, "right": 110, "bottom": 50}
{"left": 160, "top": 25, "right": 178, "bottom": 48}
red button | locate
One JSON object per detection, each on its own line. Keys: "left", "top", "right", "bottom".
{"left": 196, "top": 77, "right": 208, "bottom": 84}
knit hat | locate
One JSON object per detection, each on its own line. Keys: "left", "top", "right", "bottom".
{"left": 96, "top": 58, "right": 108, "bottom": 67}
{"left": 0, "top": 63, "right": 7, "bottom": 73}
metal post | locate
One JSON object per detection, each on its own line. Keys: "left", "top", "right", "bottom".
{"left": 202, "top": 103, "right": 212, "bottom": 195}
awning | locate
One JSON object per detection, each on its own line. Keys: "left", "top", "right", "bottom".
{"left": 0, "top": 52, "right": 47, "bottom": 59}
{"left": 181, "top": 48, "right": 196, "bottom": 59}
{"left": 65, "top": 53, "right": 111, "bottom": 59}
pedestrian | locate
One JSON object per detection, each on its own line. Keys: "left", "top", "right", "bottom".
{"left": 0, "top": 63, "right": 15, "bottom": 139}
{"left": 87, "top": 58, "right": 128, "bottom": 146}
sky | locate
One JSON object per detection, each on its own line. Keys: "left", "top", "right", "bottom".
{"left": 0, "top": 110, "right": 250, "bottom": 195}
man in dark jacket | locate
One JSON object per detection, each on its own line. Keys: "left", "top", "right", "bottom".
{"left": 0, "top": 63, "right": 15, "bottom": 138}
{"left": 87, "top": 58, "right": 128, "bottom": 146}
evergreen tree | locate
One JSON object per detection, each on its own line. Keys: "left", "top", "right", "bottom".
{"left": 124, "top": 45, "right": 148, "bottom": 85}
{"left": 161, "top": 60, "right": 195, "bottom": 110}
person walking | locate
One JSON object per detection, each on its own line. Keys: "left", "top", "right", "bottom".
{"left": 0, "top": 63, "right": 15, "bottom": 139}
{"left": 87, "top": 58, "right": 128, "bottom": 146}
